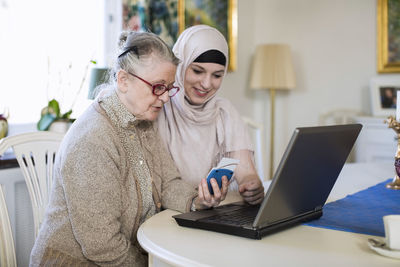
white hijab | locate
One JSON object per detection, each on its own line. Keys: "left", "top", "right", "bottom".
{"left": 157, "top": 25, "right": 252, "bottom": 187}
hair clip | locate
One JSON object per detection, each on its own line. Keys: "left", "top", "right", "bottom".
{"left": 118, "top": 46, "right": 139, "bottom": 58}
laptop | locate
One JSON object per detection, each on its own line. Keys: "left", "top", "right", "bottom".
{"left": 173, "top": 124, "right": 362, "bottom": 239}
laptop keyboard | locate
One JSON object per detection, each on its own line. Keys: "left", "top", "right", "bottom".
{"left": 199, "top": 205, "right": 259, "bottom": 227}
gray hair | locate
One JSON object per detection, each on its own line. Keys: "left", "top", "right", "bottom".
{"left": 115, "top": 31, "right": 179, "bottom": 75}
{"left": 93, "top": 31, "right": 179, "bottom": 98}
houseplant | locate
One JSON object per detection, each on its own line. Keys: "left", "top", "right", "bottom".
{"left": 37, "top": 99, "right": 74, "bottom": 131}
{"left": 37, "top": 60, "right": 97, "bottom": 131}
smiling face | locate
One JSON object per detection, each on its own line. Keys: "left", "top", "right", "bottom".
{"left": 184, "top": 62, "right": 226, "bottom": 105}
{"left": 117, "top": 57, "right": 177, "bottom": 121}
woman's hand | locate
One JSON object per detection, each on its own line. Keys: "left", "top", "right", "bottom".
{"left": 238, "top": 176, "right": 265, "bottom": 205}
{"left": 194, "top": 176, "right": 229, "bottom": 210}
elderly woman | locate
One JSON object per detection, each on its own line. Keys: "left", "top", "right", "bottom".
{"left": 157, "top": 25, "right": 264, "bottom": 205}
{"left": 30, "top": 31, "right": 228, "bottom": 266}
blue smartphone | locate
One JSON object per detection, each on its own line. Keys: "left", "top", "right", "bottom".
{"left": 206, "top": 168, "right": 233, "bottom": 195}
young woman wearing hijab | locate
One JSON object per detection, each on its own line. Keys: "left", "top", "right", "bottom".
{"left": 29, "top": 31, "right": 228, "bottom": 267}
{"left": 157, "top": 25, "right": 264, "bottom": 205}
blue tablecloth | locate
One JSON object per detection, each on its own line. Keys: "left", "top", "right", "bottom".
{"left": 305, "top": 179, "right": 400, "bottom": 237}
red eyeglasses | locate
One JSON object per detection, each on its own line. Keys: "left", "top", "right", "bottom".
{"left": 127, "top": 71, "right": 180, "bottom": 97}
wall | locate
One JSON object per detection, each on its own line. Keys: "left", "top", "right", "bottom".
{"left": 219, "top": 0, "right": 388, "bottom": 178}
{"left": 103, "top": 0, "right": 398, "bottom": 178}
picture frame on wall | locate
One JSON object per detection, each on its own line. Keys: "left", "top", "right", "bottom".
{"left": 178, "top": 0, "right": 237, "bottom": 71}
{"left": 377, "top": 0, "right": 400, "bottom": 73}
{"left": 122, "top": 0, "right": 180, "bottom": 47}
{"left": 370, "top": 77, "right": 400, "bottom": 117}
{"left": 121, "top": 0, "right": 237, "bottom": 71}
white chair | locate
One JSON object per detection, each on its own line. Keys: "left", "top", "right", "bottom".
{"left": 0, "top": 131, "right": 64, "bottom": 238}
{"left": 0, "top": 184, "right": 17, "bottom": 267}
{"left": 242, "top": 117, "right": 265, "bottom": 182}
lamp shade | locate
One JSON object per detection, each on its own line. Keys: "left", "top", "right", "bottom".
{"left": 250, "top": 44, "right": 296, "bottom": 90}
{"left": 88, "top": 67, "right": 110, "bottom": 99}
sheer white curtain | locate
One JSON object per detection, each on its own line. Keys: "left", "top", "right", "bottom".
{"left": 0, "top": 0, "right": 105, "bottom": 124}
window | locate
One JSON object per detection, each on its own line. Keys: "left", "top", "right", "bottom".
{"left": 0, "top": 0, "right": 105, "bottom": 124}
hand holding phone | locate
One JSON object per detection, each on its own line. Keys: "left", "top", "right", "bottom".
{"left": 206, "top": 168, "right": 233, "bottom": 195}
{"left": 206, "top": 157, "right": 239, "bottom": 195}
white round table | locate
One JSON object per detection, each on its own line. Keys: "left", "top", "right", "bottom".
{"left": 138, "top": 162, "right": 399, "bottom": 267}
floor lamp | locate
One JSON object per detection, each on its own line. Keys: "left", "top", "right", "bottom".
{"left": 250, "top": 44, "right": 296, "bottom": 179}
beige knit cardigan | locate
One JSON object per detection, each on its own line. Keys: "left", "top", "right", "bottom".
{"left": 30, "top": 90, "right": 197, "bottom": 266}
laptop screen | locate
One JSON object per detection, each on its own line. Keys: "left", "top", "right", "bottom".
{"left": 253, "top": 124, "right": 362, "bottom": 228}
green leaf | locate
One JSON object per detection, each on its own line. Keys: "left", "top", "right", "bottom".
{"left": 90, "top": 60, "right": 97, "bottom": 64}
{"left": 37, "top": 113, "right": 56, "bottom": 131}
{"left": 48, "top": 99, "right": 60, "bottom": 118}
{"left": 61, "top": 109, "right": 73, "bottom": 119}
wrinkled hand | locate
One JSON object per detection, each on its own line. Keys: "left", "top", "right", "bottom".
{"left": 238, "top": 177, "right": 264, "bottom": 205}
{"left": 194, "top": 176, "right": 229, "bottom": 210}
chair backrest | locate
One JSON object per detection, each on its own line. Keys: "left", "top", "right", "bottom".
{"left": 0, "top": 184, "right": 17, "bottom": 267}
{"left": 242, "top": 117, "right": 265, "bottom": 182}
{"left": 0, "top": 131, "right": 64, "bottom": 238}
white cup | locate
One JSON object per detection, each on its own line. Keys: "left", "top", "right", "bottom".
{"left": 383, "top": 215, "right": 400, "bottom": 250}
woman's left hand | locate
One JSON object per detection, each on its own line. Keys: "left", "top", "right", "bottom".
{"left": 194, "top": 176, "right": 229, "bottom": 210}
{"left": 238, "top": 176, "right": 265, "bottom": 205}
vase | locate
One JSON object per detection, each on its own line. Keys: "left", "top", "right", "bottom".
{"left": 385, "top": 116, "right": 400, "bottom": 189}
{"left": 49, "top": 121, "right": 72, "bottom": 134}
{"left": 0, "top": 113, "right": 8, "bottom": 139}
{"left": 388, "top": 148, "right": 400, "bottom": 190}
